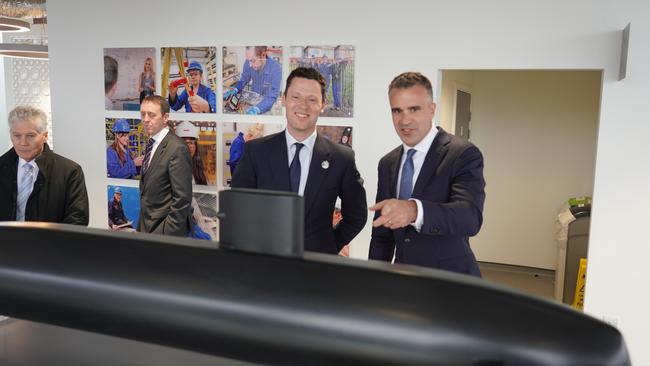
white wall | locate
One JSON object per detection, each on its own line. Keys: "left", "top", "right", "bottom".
{"left": 46, "top": 0, "right": 650, "bottom": 364}
{"left": 459, "top": 70, "right": 600, "bottom": 269}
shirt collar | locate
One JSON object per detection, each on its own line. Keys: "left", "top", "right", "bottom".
{"left": 151, "top": 126, "right": 169, "bottom": 143}
{"left": 285, "top": 129, "right": 317, "bottom": 151}
{"left": 402, "top": 125, "right": 438, "bottom": 155}
{"left": 18, "top": 157, "right": 37, "bottom": 169}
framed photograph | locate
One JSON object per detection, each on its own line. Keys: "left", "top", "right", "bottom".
{"left": 191, "top": 192, "right": 218, "bottom": 241}
{"left": 222, "top": 122, "right": 284, "bottom": 186}
{"left": 107, "top": 185, "right": 140, "bottom": 231}
{"left": 317, "top": 125, "right": 353, "bottom": 148}
{"left": 289, "top": 45, "right": 355, "bottom": 117}
{"left": 222, "top": 46, "right": 283, "bottom": 115}
{"left": 104, "top": 47, "right": 156, "bottom": 111}
{"left": 170, "top": 120, "right": 217, "bottom": 186}
{"left": 105, "top": 118, "right": 145, "bottom": 180}
{"left": 160, "top": 47, "right": 217, "bottom": 113}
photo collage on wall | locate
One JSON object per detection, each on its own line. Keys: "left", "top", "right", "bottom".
{"left": 103, "top": 45, "right": 356, "bottom": 241}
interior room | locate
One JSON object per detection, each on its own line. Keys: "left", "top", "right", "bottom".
{"left": 0, "top": 0, "right": 648, "bottom": 364}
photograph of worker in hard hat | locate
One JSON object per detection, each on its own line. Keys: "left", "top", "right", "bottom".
{"left": 107, "top": 185, "right": 140, "bottom": 231}
{"left": 222, "top": 46, "right": 283, "bottom": 115}
{"left": 289, "top": 45, "right": 355, "bottom": 117}
{"left": 105, "top": 118, "right": 145, "bottom": 179}
{"left": 171, "top": 120, "right": 217, "bottom": 186}
{"left": 222, "top": 122, "right": 283, "bottom": 186}
{"left": 161, "top": 47, "right": 217, "bottom": 113}
{"left": 104, "top": 48, "right": 156, "bottom": 111}
{"left": 190, "top": 192, "right": 218, "bottom": 241}
{"left": 316, "top": 125, "right": 353, "bottom": 148}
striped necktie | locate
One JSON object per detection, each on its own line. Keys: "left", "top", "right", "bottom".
{"left": 141, "top": 137, "right": 155, "bottom": 176}
{"left": 16, "top": 163, "right": 34, "bottom": 221}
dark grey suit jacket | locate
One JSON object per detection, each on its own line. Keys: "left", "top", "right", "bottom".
{"left": 231, "top": 131, "right": 367, "bottom": 254}
{"left": 137, "top": 130, "right": 192, "bottom": 237}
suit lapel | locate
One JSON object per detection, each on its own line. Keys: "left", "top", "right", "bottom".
{"left": 412, "top": 127, "right": 449, "bottom": 198}
{"left": 387, "top": 146, "right": 403, "bottom": 198}
{"left": 270, "top": 132, "right": 291, "bottom": 190}
{"left": 303, "top": 136, "right": 330, "bottom": 217}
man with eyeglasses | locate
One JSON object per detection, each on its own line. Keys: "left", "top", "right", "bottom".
{"left": 168, "top": 60, "right": 216, "bottom": 113}
{"left": 0, "top": 106, "right": 89, "bottom": 225}
{"left": 223, "top": 46, "right": 282, "bottom": 115}
{"left": 231, "top": 67, "right": 367, "bottom": 255}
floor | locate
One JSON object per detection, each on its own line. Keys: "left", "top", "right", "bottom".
{"left": 479, "top": 261, "right": 556, "bottom": 301}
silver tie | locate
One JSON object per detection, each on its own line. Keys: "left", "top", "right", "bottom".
{"left": 16, "top": 164, "right": 34, "bottom": 221}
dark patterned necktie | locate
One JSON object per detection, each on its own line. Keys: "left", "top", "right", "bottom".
{"left": 141, "top": 137, "right": 155, "bottom": 176}
{"left": 289, "top": 143, "right": 304, "bottom": 193}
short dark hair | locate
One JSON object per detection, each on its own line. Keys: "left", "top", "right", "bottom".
{"left": 254, "top": 46, "right": 267, "bottom": 57}
{"left": 284, "top": 67, "right": 327, "bottom": 102}
{"left": 104, "top": 55, "right": 118, "bottom": 94}
{"left": 142, "top": 95, "right": 170, "bottom": 115}
{"left": 388, "top": 72, "right": 433, "bottom": 99}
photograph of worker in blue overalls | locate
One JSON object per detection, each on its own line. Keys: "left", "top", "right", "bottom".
{"left": 289, "top": 45, "right": 355, "bottom": 118}
{"left": 107, "top": 185, "right": 140, "bottom": 230}
{"left": 106, "top": 118, "right": 143, "bottom": 179}
{"left": 226, "top": 123, "right": 265, "bottom": 178}
{"left": 168, "top": 60, "right": 217, "bottom": 113}
{"left": 107, "top": 187, "right": 135, "bottom": 232}
{"left": 222, "top": 46, "right": 283, "bottom": 115}
{"left": 222, "top": 122, "right": 283, "bottom": 186}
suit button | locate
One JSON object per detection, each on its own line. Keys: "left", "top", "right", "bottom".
{"left": 404, "top": 238, "right": 411, "bottom": 243}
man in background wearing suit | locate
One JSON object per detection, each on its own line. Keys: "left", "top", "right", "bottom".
{"left": 232, "top": 67, "right": 367, "bottom": 254}
{"left": 137, "top": 95, "right": 192, "bottom": 236}
{"left": 369, "top": 72, "right": 486, "bottom": 276}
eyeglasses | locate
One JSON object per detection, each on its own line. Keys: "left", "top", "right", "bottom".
{"left": 188, "top": 71, "right": 200, "bottom": 77}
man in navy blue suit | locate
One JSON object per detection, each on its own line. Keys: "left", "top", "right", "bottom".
{"left": 231, "top": 67, "right": 367, "bottom": 254}
{"left": 369, "top": 72, "right": 485, "bottom": 276}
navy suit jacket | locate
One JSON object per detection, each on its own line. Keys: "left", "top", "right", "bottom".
{"left": 369, "top": 127, "right": 485, "bottom": 276}
{"left": 231, "top": 131, "right": 367, "bottom": 254}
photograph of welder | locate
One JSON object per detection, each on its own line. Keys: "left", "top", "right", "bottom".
{"left": 191, "top": 192, "right": 218, "bottom": 241}
{"left": 107, "top": 185, "right": 140, "bottom": 231}
{"left": 222, "top": 122, "right": 284, "bottom": 186}
{"left": 105, "top": 118, "right": 145, "bottom": 180}
{"left": 104, "top": 47, "right": 156, "bottom": 111}
{"left": 160, "top": 47, "right": 217, "bottom": 113}
{"left": 222, "top": 46, "right": 283, "bottom": 115}
{"left": 289, "top": 45, "right": 355, "bottom": 117}
{"left": 316, "top": 125, "right": 353, "bottom": 148}
{"left": 170, "top": 120, "right": 217, "bottom": 186}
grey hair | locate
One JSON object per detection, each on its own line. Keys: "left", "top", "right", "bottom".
{"left": 8, "top": 105, "right": 48, "bottom": 133}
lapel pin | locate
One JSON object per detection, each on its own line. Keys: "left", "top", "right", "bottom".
{"left": 321, "top": 160, "right": 330, "bottom": 169}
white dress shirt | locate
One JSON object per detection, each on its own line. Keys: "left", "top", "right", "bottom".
{"left": 396, "top": 126, "right": 438, "bottom": 231}
{"left": 285, "top": 129, "right": 317, "bottom": 196}
{"left": 146, "top": 127, "right": 170, "bottom": 167}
